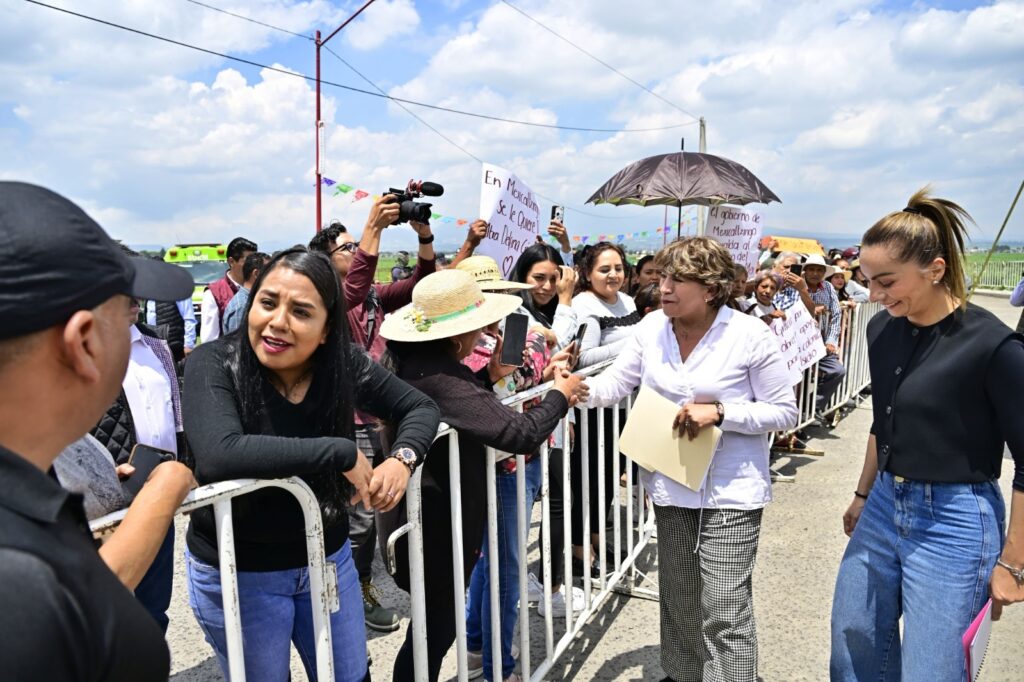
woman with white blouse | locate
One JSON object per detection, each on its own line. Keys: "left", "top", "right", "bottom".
{"left": 583, "top": 238, "right": 798, "bottom": 682}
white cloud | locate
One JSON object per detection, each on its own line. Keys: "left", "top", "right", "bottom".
{"left": 1, "top": 0, "right": 1022, "bottom": 253}
{"left": 344, "top": 0, "right": 422, "bottom": 51}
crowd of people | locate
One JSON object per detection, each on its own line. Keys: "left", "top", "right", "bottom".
{"left": 1, "top": 181, "right": 1022, "bottom": 682}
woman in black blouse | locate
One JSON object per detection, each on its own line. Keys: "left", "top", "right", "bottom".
{"left": 183, "top": 248, "right": 439, "bottom": 682}
{"left": 830, "top": 189, "right": 1024, "bottom": 681}
{"left": 379, "top": 269, "right": 586, "bottom": 682}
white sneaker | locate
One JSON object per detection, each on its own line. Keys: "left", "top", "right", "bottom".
{"left": 538, "top": 586, "right": 585, "bottom": 618}
{"left": 466, "top": 644, "right": 519, "bottom": 680}
{"left": 526, "top": 572, "right": 543, "bottom": 603}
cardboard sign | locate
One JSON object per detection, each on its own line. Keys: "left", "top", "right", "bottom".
{"left": 477, "top": 163, "right": 541, "bottom": 278}
{"left": 707, "top": 206, "right": 764, "bottom": 275}
{"left": 769, "top": 303, "right": 827, "bottom": 385}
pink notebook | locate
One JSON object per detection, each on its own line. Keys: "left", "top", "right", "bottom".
{"left": 962, "top": 598, "right": 993, "bottom": 682}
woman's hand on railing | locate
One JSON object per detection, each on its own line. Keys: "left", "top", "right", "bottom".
{"left": 367, "top": 458, "right": 411, "bottom": 513}
{"left": 554, "top": 369, "right": 588, "bottom": 406}
{"left": 345, "top": 449, "right": 375, "bottom": 510}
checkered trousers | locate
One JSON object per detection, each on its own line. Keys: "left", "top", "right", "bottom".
{"left": 654, "top": 505, "right": 764, "bottom": 682}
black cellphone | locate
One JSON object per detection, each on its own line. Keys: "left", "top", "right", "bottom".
{"left": 569, "top": 322, "right": 588, "bottom": 369}
{"left": 551, "top": 205, "right": 565, "bottom": 223}
{"left": 500, "top": 313, "right": 530, "bottom": 366}
{"left": 789, "top": 263, "right": 803, "bottom": 276}
{"left": 121, "top": 444, "right": 174, "bottom": 499}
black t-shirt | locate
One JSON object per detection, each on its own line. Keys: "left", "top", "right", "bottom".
{"left": 0, "top": 445, "right": 169, "bottom": 681}
{"left": 867, "top": 304, "right": 1024, "bottom": 490}
{"left": 183, "top": 338, "right": 440, "bottom": 571}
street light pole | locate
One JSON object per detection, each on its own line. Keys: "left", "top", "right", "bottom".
{"left": 314, "top": 0, "right": 379, "bottom": 233}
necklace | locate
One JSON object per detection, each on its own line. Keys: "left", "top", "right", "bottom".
{"left": 272, "top": 367, "right": 314, "bottom": 402}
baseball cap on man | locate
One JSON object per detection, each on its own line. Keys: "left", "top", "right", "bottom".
{"left": 0, "top": 182, "right": 195, "bottom": 340}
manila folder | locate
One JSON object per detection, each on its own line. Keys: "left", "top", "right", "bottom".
{"left": 619, "top": 386, "right": 721, "bottom": 492}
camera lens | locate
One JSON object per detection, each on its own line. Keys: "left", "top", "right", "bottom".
{"left": 399, "top": 200, "right": 433, "bottom": 224}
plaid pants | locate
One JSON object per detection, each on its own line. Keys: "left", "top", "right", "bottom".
{"left": 655, "top": 505, "right": 763, "bottom": 682}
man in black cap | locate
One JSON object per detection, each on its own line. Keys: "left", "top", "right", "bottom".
{"left": 0, "top": 181, "right": 195, "bottom": 680}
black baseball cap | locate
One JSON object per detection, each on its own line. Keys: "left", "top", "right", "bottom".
{"left": 0, "top": 182, "right": 195, "bottom": 340}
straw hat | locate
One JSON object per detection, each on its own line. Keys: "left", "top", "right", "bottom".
{"left": 454, "top": 255, "right": 533, "bottom": 291}
{"left": 825, "top": 265, "right": 852, "bottom": 281}
{"left": 379, "top": 269, "right": 523, "bottom": 342}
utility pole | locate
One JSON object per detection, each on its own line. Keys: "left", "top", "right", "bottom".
{"left": 314, "top": 0, "right": 379, "bottom": 233}
{"left": 696, "top": 116, "right": 707, "bottom": 236}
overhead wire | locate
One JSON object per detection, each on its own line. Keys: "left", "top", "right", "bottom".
{"left": 178, "top": 0, "right": 670, "bottom": 219}
{"left": 24, "top": 0, "right": 691, "bottom": 133}
{"left": 499, "top": 0, "right": 699, "bottom": 123}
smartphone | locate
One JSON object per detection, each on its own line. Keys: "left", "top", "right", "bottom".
{"left": 568, "top": 322, "right": 588, "bottom": 369}
{"left": 789, "top": 263, "right": 803, "bottom": 276}
{"left": 551, "top": 205, "right": 565, "bottom": 223}
{"left": 121, "top": 444, "right": 174, "bottom": 499}
{"left": 500, "top": 313, "right": 529, "bottom": 366}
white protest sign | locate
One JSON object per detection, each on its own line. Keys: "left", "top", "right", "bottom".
{"left": 769, "top": 303, "right": 827, "bottom": 386}
{"left": 477, "top": 163, "right": 541, "bottom": 278}
{"left": 706, "top": 206, "right": 763, "bottom": 275}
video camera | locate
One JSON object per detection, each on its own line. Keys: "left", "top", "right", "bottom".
{"left": 384, "top": 180, "right": 444, "bottom": 224}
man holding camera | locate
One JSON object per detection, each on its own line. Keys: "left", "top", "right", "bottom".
{"left": 310, "top": 193, "right": 436, "bottom": 633}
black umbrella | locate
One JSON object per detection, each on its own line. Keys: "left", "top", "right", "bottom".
{"left": 586, "top": 151, "right": 780, "bottom": 238}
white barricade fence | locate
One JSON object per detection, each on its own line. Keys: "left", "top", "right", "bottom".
{"left": 89, "top": 477, "right": 345, "bottom": 682}
{"left": 968, "top": 259, "right": 1024, "bottom": 289}
{"left": 391, "top": 359, "right": 655, "bottom": 682}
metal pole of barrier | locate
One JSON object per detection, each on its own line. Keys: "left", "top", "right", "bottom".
{"left": 214, "top": 499, "right": 246, "bottom": 682}
{"left": 539, "top": 436, "right": 554, "bottom": 655}
{"left": 612, "top": 404, "right": 622, "bottom": 575}
{"left": 561, "top": 417, "right": 573, "bottom": 631}
{"left": 517, "top": 450, "right": 530, "bottom": 679}
{"left": 486, "top": 446, "right": 502, "bottom": 682}
{"left": 624, "top": 398, "right": 635, "bottom": 585}
{"left": 404, "top": 464, "right": 429, "bottom": 682}
{"left": 597, "top": 407, "right": 607, "bottom": 589}
{"left": 448, "top": 433, "right": 469, "bottom": 682}
{"left": 580, "top": 408, "right": 592, "bottom": 607}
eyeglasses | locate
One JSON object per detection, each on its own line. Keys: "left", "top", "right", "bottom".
{"left": 329, "top": 242, "right": 357, "bottom": 256}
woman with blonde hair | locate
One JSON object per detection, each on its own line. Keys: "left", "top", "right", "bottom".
{"left": 582, "top": 237, "right": 797, "bottom": 681}
{"left": 830, "top": 188, "right": 1024, "bottom": 680}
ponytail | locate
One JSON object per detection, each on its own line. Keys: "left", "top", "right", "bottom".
{"left": 861, "top": 185, "right": 973, "bottom": 307}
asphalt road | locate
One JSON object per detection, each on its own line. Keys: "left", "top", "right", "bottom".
{"left": 166, "top": 294, "right": 1023, "bottom": 681}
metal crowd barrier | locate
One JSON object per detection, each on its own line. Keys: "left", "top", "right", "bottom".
{"left": 89, "top": 477, "right": 342, "bottom": 682}
{"left": 391, "top": 359, "right": 657, "bottom": 682}
{"left": 968, "top": 259, "right": 1024, "bottom": 289}
{"left": 821, "top": 302, "right": 879, "bottom": 417}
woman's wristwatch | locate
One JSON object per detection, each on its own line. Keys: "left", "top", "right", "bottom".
{"left": 997, "top": 558, "right": 1024, "bottom": 584}
{"left": 713, "top": 401, "right": 725, "bottom": 426}
{"left": 389, "top": 447, "right": 419, "bottom": 473}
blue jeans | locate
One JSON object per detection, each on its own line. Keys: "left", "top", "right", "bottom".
{"left": 466, "top": 457, "right": 543, "bottom": 680}
{"left": 135, "top": 526, "right": 174, "bottom": 633}
{"left": 830, "top": 472, "right": 1005, "bottom": 681}
{"left": 186, "top": 541, "right": 368, "bottom": 682}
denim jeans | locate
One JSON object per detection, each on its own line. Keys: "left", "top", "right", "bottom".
{"left": 830, "top": 472, "right": 1005, "bottom": 681}
{"left": 466, "top": 457, "right": 543, "bottom": 680}
{"left": 186, "top": 541, "right": 369, "bottom": 682}
{"left": 134, "top": 526, "right": 175, "bottom": 633}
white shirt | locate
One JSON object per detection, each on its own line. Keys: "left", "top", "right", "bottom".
{"left": 199, "top": 273, "right": 242, "bottom": 343}
{"left": 584, "top": 307, "right": 798, "bottom": 510}
{"left": 122, "top": 326, "right": 178, "bottom": 455}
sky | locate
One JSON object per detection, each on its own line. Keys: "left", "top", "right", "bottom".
{"left": 2, "top": 0, "right": 1022, "bottom": 252}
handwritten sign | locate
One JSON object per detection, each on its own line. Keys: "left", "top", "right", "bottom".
{"left": 477, "top": 163, "right": 541, "bottom": 278}
{"left": 707, "top": 206, "right": 763, "bottom": 275}
{"left": 769, "top": 303, "right": 826, "bottom": 386}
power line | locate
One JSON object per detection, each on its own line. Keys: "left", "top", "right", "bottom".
{"left": 499, "top": 0, "right": 699, "bottom": 123}
{"left": 324, "top": 46, "right": 484, "bottom": 164}
{"left": 185, "top": 0, "right": 313, "bottom": 40}
{"left": 25, "top": 0, "right": 692, "bottom": 134}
